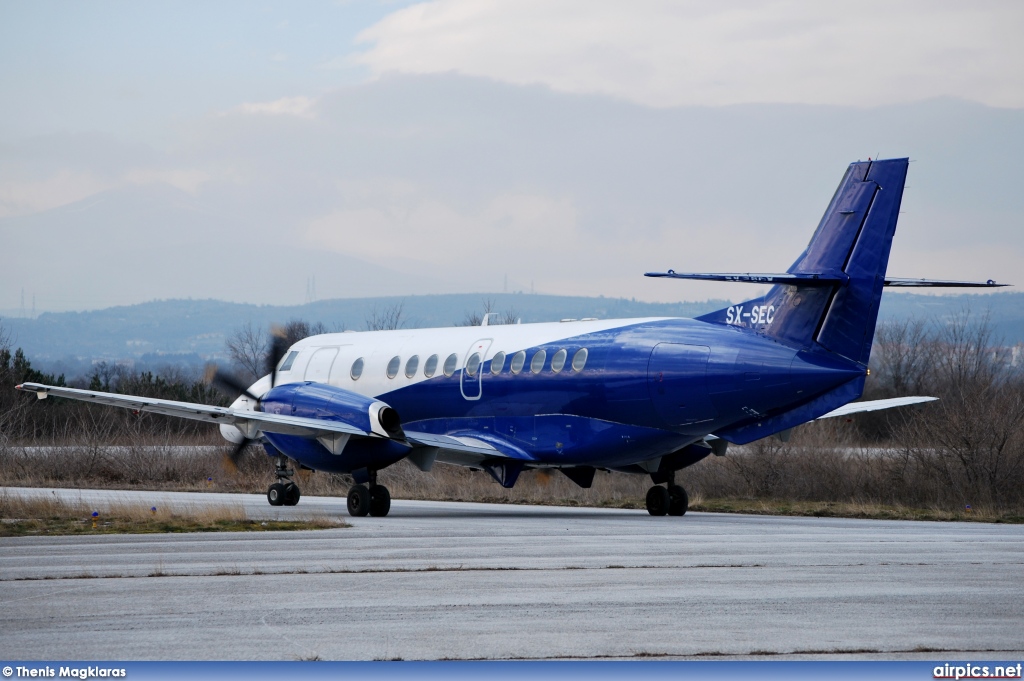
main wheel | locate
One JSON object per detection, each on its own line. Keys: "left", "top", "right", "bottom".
{"left": 645, "top": 485, "right": 670, "bottom": 516}
{"left": 668, "top": 484, "right": 688, "bottom": 516}
{"left": 347, "top": 484, "right": 371, "bottom": 517}
{"left": 283, "top": 483, "right": 301, "bottom": 506}
{"left": 267, "top": 482, "right": 286, "bottom": 506}
{"left": 369, "top": 485, "right": 391, "bottom": 517}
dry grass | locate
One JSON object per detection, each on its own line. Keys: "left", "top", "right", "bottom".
{"left": 3, "top": 438, "right": 1023, "bottom": 524}
{"left": 0, "top": 491, "right": 347, "bottom": 536}
{"left": 687, "top": 495, "right": 1024, "bottom": 523}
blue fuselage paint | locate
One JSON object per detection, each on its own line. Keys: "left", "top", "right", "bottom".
{"left": 258, "top": 317, "right": 863, "bottom": 475}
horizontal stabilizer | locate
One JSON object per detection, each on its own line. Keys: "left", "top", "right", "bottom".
{"left": 646, "top": 271, "right": 1006, "bottom": 288}
{"left": 816, "top": 395, "right": 937, "bottom": 419}
{"left": 645, "top": 271, "right": 845, "bottom": 286}
{"left": 883, "top": 278, "right": 1007, "bottom": 288}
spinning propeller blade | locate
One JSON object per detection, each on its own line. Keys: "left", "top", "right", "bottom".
{"left": 204, "top": 364, "right": 261, "bottom": 402}
{"left": 267, "top": 326, "right": 289, "bottom": 389}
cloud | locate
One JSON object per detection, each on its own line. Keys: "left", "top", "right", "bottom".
{"left": 355, "top": 0, "right": 1024, "bottom": 108}
{"left": 305, "top": 182, "right": 579, "bottom": 272}
{"left": 235, "top": 96, "right": 317, "bottom": 118}
{"left": 0, "top": 170, "right": 115, "bottom": 219}
{"left": 4, "top": 75, "right": 1020, "bottom": 310}
{"left": 124, "top": 168, "right": 211, "bottom": 194}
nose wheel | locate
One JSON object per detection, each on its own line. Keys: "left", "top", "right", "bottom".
{"left": 268, "top": 481, "right": 301, "bottom": 506}
{"left": 267, "top": 456, "right": 301, "bottom": 506}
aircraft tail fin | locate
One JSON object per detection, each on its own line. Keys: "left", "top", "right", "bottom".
{"left": 674, "top": 159, "right": 908, "bottom": 364}
{"left": 771, "top": 157, "right": 907, "bottom": 363}
{"left": 649, "top": 158, "right": 1005, "bottom": 364}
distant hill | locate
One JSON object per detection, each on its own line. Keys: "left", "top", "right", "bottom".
{"left": 3, "top": 291, "right": 1022, "bottom": 379}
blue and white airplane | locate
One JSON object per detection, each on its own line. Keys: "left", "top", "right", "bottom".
{"left": 17, "top": 158, "right": 1004, "bottom": 517}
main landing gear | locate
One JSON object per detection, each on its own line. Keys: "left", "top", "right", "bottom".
{"left": 347, "top": 470, "right": 391, "bottom": 518}
{"left": 267, "top": 456, "right": 301, "bottom": 507}
{"left": 646, "top": 472, "right": 688, "bottom": 517}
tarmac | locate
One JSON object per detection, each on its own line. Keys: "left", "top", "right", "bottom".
{"left": 2, "top": 486, "right": 1023, "bottom": 660}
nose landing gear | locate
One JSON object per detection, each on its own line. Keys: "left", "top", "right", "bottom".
{"left": 267, "top": 456, "right": 301, "bottom": 507}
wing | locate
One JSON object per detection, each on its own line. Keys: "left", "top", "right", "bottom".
{"left": 15, "top": 382, "right": 498, "bottom": 461}
{"left": 17, "top": 382, "right": 371, "bottom": 438}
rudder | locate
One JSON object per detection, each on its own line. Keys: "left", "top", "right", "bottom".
{"left": 696, "top": 158, "right": 909, "bottom": 365}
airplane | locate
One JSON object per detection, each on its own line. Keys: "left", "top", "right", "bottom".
{"left": 16, "top": 158, "right": 1005, "bottom": 517}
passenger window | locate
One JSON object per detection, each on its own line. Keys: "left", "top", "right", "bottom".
{"left": 405, "top": 355, "right": 419, "bottom": 378}
{"left": 350, "top": 357, "right": 364, "bottom": 380}
{"left": 551, "top": 348, "right": 567, "bottom": 373}
{"left": 465, "top": 352, "right": 481, "bottom": 377}
{"left": 443, "top": 353, "right": 458, "bottom": 377}
{"left": 424, "top": 354, "right": 438, "bottom": 378}
{"left": 572, "top": 348, "right": 588, "bottom": 372}
{"left": 279, "top": 351, "right": 299, "bottom": 372}
{"left": 530, "top": 349, "right": 546, "bottom": 374}
{"left": 490, "top": 351, "right": 505, "bottom": 375}
{"left": 386, "top": 356, "right": 401, "bottom": 379}
{"left": 510, "top": 350, "right": 526, "bottom": 374}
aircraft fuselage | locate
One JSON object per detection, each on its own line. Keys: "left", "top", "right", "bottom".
{"left": 253, "top": 317, "right": 863, "bottom": 475}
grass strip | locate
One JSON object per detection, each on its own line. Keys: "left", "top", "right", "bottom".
{"left": 687, "top": 497, "right": 1024, "bottom": 523}
{"left": 0, "top": 493, "right": 348, "bottom": 536}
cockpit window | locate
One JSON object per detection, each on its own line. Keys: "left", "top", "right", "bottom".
{"left": 279, "top": 351, "right": 299, "bottom": 372}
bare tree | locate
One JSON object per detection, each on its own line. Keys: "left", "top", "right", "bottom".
{"left": 365, "top": 302, "right": 405, "bottom": 331}
{"left": 281, "top": 319, "right": 329, "bottom": 347}
{"left": 499, "top": 306, "right": 521, "bottom": 325}
{"left": 871, "top": 318, "right": 936, "bottom": 397}
{"left": 894, "top": 309, "right": 1024, "bottom": 506}
{"left": 225, "top": 322, "right": 268, "bottom": 383}
{"left": 457, "top": 299, "right": 519, "bottom": 326}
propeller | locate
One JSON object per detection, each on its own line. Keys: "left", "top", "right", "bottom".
{"left": 266, "top": 325, "right": 288, "bottom": 390}
{"left": 207, "top": 326, "right": 291, "bottom": 470}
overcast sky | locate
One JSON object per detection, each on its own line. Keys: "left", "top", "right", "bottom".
{"left": 2, "top": 1, "right": 1022, "bottom": 312}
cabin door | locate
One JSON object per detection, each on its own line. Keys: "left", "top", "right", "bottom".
{"left": 460, "top": 338, "right": 492, "bottom": 400}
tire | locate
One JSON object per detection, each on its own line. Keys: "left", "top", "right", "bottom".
{"left": 267, "top": 482, "right": 285, "bottom": 506}
{"left": 645, "top": 485, "right": 670, "bottom": 516}
{"left": 347, "top": 484, "right": 371, "bottom": 517}
{"left": 668, "top": 484, "right": 688, "bottom": 516}
{"left": 283, "top": 483, "right": 301, "bottom": 506}
{"left": 369, "top": 485, "right": 391, "bottom": 517}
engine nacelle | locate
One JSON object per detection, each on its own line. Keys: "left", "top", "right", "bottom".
{"left": 259, "top": 382, "right": 404, "bottom": 440}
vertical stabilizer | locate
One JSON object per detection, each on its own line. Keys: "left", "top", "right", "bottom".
{"left": 697, "top": 158, "right": 909, "bottom": 365}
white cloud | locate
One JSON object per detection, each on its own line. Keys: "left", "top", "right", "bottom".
{"left": 305, "top": 183, "right": 580, "bottom": 271}
{"left": 124, "top": 168, "right": 211, "bottom": 194}
{"left": 235, "top": 96, "right": 317, "bottom": 118}
{"left": 356, "top": 0, "right": 1024, "bottom": 108}
{"left": 0, "top": 170, "right": 115, "bottom": 219}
